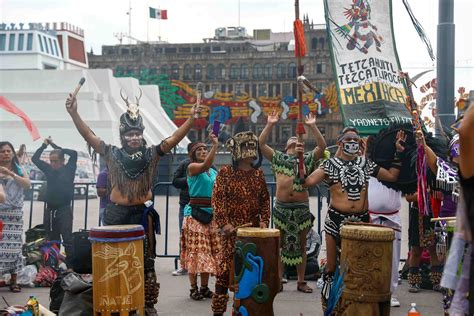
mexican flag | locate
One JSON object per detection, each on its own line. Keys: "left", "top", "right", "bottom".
{"left": 149, "top": 7, "right": 167, "bottom": 20}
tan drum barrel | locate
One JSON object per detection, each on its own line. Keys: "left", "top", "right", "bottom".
{"left": 233, "top": 228, "right": 280, "bottom": 316}
{"left": 89, "top": 225, "right": 145, "bottom": 316}
{"left": 340, "top": 224, "right": 394, "bottom": 316}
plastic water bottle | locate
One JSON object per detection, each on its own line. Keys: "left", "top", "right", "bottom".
{"left": 408, "top": 303, "right": 420, "bottom": 316}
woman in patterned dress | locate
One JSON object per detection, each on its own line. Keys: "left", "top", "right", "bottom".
{"left": 180, "top": 134, "right": 221, "bottom": 300}
{"left": 0, "top": 141, "right": 31, "bottom": 292}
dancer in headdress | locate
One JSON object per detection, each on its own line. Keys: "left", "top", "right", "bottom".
{"left": 211, "top": 131, "right": 270, "bottom": 315}
{"left": 304, "top": 126, "right": 406, "bottom": 308}
{"left": 65, "top": 90, "right": 200, "bottom": 315}
{"left": 259, "top": 110, "right": 326, "bottom": 293}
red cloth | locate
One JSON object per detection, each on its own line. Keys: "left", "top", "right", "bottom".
{"left": 293, "top": 19, "right": 306, "bottom": 57}
{"left": 430, "top": 196, "right": 441, "bottom": 218}
{"left": 0, "top": 96, "right": 40, "bottom": 140}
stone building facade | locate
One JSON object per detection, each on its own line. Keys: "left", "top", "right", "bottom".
{"left": 88, "top": 18, "right": 343, "bottom": 149}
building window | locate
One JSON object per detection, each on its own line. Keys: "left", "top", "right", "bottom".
{"left": 192, "top": 47, "right": 201, "bottom": 53}
{"left": 276, "top": 63, "right": 286, "bottom": 79}
{"left": 183, "top": 64, "right": 192, "bottom": 80}
{"left": 311, "top": 37, "right": 318, "bottom": 50}
{"left": 252, "top": 84, "right": 257, "bottom": 98}
{"left": 206, "top": 64, "right": 215, "bottom": 80}
{"left": 53, "top": 40, "right": 59, "bottom": 56}
{"left": 281, "top": 125, "right": 292, "bottom": 142}
{"left": 164, "top": 47, "right": 177, "bottom": 53}
{"left": 43, "top": 36, "right": 49, "bottom": 54}
{"left": 121, "top": 48, "right": 129, "bottom": 55}
{"left": 48, "top": 38, "right": 54, "bottom": 55}
{"left": 179, "top": 47, "right": 191, "bottom": 53}
{"left": 228, "top": 84, "right": 233, "bottom": 92}
{"left": 221, "top": 84, "right": 226, "bottom": 92}
{"left": 0, "top": 34, "right": 6, "bottom": 51}
{"left": 18, "top": 33, "right": 24, "bottom": 50}
{"left": 241, "top": 64, "right": 248, "bottom": 79}
{"left": 316, "top": 63, "right": 322, "bottom": 74}
{"left": 275, "top": 84, "right": 281, "bottom": 96}
{"left": 282, "top": 83, "right": 290, "bottom": 96}
{"left": 171, "top": 64, "right": 179, "bottom": 80}
{"left": 252, "top": 64, "right": 263, "bottom": 79}
{"left": 319, "top": 38, "right": 325, "bottom": 50}
{"left": 8, "top": 34, "right": 15, "bottom": 51}
{"left": 37, "top": 34, "right": 44, "bottom": 52}
{"left": 288, "top": 62, "right": 296, "bottom": 78}
{"left": 258, "top": 83, "right": 266, "bottom": 97}
{"left": 230, "top": 64, "right": 239, "bottom": 80}
{"left": 216, "top": 64, "right": 226, "bottom": 79}
{"left": 194, "top": 64, "right": 202, "bottom": 80}
{"left": 26, "top": 33, "right": 33, "bottom": 51}
{"left": 264, "top": 63, "right": 272, "bottom": 79}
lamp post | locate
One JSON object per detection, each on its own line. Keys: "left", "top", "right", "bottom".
{"left": 436, "top": 0, "right": 455, "bottom": 127}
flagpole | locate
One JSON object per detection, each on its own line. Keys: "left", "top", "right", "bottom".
{"left": 158, "top": 5, "right": 161, "bottom": 41}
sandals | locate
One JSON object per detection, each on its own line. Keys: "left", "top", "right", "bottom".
{"left": 297, "top": 281, "right": 313, "bottom": 294}
{"left": 190, "top": 285, "right": 204, "bottom": 301}
{"left": 9, "top": 283, "right": 21, "bottom": 293}
{"left": 200, "top": 286, "right": 214, "bottom": 298}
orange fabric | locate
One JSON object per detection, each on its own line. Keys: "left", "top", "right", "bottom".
{"left": 293, "top": 19, "right": 306, "bottom": 57}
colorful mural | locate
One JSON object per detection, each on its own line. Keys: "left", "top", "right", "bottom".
{"left": 115, "top": 68, "right": 338, "bottom": 130}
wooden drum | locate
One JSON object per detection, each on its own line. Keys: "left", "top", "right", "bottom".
{"left": 233, "top": 228, "right": 280, "bottom": 316}
{"left": 89, "top": 225, "right": 145, "bottom": 316}
{"left": 339, "top": 224, "right": 394, "bottom": 316}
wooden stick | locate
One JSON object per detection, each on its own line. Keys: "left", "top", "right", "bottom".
{"left": 430, "top": 217, "right": 457, "bottom": 222}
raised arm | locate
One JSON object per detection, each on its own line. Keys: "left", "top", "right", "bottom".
{"left": 51, "top": 141, "right": 78, "bottom": 168}
{"left": 188, "top": 134, "right": 218, "bottom": 177}
{"left": 66, "top": 94, "right": 102, "bottom": 154}
{"left": 259, "top": 110, "right": 279, "bottom": 161}
{"left": 158, "top": 105, "right": 201, "bottom": 154}
{"left": 31, "top": 140, "right": 52, "bottom": 174}
{"left": 376, "top": 130, "right": 406, "bottom": 182}
{"left": 304, "top": 112, "right": 327, "bottom": 160}
{"left": 459, "top": 104, "right": 474, "bottom": 178}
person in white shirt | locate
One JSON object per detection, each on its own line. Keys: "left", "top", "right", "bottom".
{"left": 368, "top": 176, "right": 402, "bottom": 308}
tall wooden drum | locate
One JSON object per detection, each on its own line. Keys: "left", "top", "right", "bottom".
{"left": 89, "top": 225, "right": 145, "bottom": 316}
{"left": 233, "top": 228, "right": 280, "bottom": 316}
{"left": 339, "top": 224, "right": 394, "bottom": 316}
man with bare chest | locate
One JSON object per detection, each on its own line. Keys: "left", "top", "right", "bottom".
{"left": 304, "top": 126, "right": 406, "bottom": 306}
{"left": 66, "top": 90, "right": 200, "bottom": 315}
{"left": 259, "top": 110, "right": 326, "bottom": 293}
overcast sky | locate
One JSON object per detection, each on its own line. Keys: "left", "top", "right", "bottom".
{"left": 1, "top": 0, "right": 473, "bottom": 91}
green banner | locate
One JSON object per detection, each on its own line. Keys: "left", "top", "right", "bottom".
{"left": 324, "top": 0, "right": 411, "bottom": 135}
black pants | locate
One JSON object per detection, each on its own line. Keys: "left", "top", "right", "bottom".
{"left": 43, "top": 204, "right": 73, "bottom": 266}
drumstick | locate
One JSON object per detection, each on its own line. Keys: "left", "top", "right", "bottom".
{"left": 231, "top": 222, "right": 253, "bottom": 233}
{"left": 71, "top": 77, "right": 86, "bottom": 99}
{"left": 430, "top": 217, "right": 456, "bottom": 223}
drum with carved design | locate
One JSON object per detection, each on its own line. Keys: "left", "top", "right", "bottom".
{"left": 89, "top": 225, "right": 145, "bottom": 316}
{"left": 339, "top": 224, "right": 394, "bottom": 316}
{"left": 233, "top": 228, "right": 280, "bottom": 316}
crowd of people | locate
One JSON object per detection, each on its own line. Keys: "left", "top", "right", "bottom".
{"left": 0, "top": 87, "right": 473, "bottom": 316}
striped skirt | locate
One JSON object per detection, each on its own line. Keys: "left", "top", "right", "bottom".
{"left": 0, "top": 208, "right": 24, "bottom": 275}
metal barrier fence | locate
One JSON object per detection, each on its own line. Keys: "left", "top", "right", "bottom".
{"left": 27, "top": 181, "right": 328, "bottom": 268}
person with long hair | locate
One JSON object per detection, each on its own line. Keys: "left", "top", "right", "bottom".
{"left": 180, "top": 134, "right": 220, "bottom": 301}
{"left": 0, "top": 141, "right": 31, "bottom": 292}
